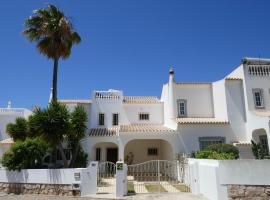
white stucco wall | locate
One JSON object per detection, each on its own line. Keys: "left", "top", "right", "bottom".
{"left": 123, "top": 104, "right": 164, "bottom": 124}
{"left": 225, "top": 80, "right": 247, "bottom": 141}
{"left": 212, "top": 80, "right": 228, "bottom": 120}
{"left": 90, "top": 91, "right": 163, "bottom": 129}
{"left": 124, "top": 139, "right": 173, "bottom": 164}
{"left": 243, "top": 64, "right": 270, "bottom": 112}
{"left": 179, "top": 125, "right": 236, "bottom": 152}
{"left": 0, "top": 168, "right": 82, "bottom": 184}
{"left": 173, "top": 84, "right": 214, "bottom": 118}
{"left": 189, "top": 159, "right": 270, "bottom": 200}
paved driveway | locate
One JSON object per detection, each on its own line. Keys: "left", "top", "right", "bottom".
{"left": 0, "top": 193, "right": 208, "bottom": 200}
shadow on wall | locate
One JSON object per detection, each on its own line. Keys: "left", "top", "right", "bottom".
{"left": 48, "top": 169, "right": 63, "bottom": 184}
{"left": 6, "top": 169, "right": 27, "bottom": 183}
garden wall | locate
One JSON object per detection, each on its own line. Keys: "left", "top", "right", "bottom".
{"left": 188, "top": 159, "right": 270, "bottom": 200}
{"left": 0, "top": 161, "right": 98, "bottom": 196}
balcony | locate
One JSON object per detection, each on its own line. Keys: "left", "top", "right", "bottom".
{"left": 94, "top": 90, "right": 122, "bottom": 100}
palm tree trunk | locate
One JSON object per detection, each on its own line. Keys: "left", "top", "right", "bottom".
{"left": 52, "top": 58, "right": 59, "bottom": 101}
{"left": 69, "top": 144, "right": 79, "bottom": 167}
{"left": 58, "top": 144, "right": 68, "bottom": 168}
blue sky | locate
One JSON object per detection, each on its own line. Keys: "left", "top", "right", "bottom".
{"left": 1, "top": 0, "right": 270, "bottom": 109}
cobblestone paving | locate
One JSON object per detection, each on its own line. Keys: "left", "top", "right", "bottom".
{"left": 0, "top": 193, "right": 208, "bottom": 200}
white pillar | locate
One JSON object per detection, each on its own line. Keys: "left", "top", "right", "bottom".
{"left": 168, "top": 68, "right": 176, "bottom": 119}
{"left": 117, "top": 137, "right": 125, "bottom": 161}
{"left": 80, "top": 161, "right": 98, "bottom": 196}
{"left": 116, "top": 161, "right": 127, "bottom": 197}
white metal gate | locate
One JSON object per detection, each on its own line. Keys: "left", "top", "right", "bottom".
{"left": 127, "top": 160, "right": 190, "bottom": 194}
{"left": 97, "top": 162, "right": 116, "bottom": 194}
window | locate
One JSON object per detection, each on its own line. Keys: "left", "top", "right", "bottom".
{"left": 252, "top": 89, "right": 264, "bottom": 108}
{"left": 259, "top": 135, "right": 269, "bottom": 155}
{"left": 139, "top": 113, "right": 149, "bottom": 120}
{"left": 199, "top": 137, "right": 225, "bottom": 150}
{"left": 177, "top": 99, "right": 187, "bottom": 117}
{"left": 99, "top": 113, "right": 105, "bottom": 126}
{"left": 148, "top": 148, "right": 158, "bottom": 156}
{"left": 112, "top": 113, "right": 119, "bottom": 126}
{"left": 96, "top": 148, "right": 101, "bottom": 161}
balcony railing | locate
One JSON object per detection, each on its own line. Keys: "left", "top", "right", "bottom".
{"left": 0, "top": 108, "right": 25, "bottom": 115}
{"left": 94, "top": 90, "right": 122, "bottom": 100}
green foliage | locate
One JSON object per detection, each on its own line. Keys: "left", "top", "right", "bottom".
{"left": 69, "top": 105, "right": 88, "bottom": 142}
{"left": 195, "top": 150, "right": 235, "bottom": 160}
{"left": 4, "top": 102, "right": 88, "bottom": 168}
{"left": 204, "top": 144, "right": 239, "bottom": 159}
{"left": 6, "top": 118, "right": 28, "bottom": 141}
{"left": 251, "top": 140, "right": 265, "bottom": 159}
{"left": 23, "top": 4, "right": 81, "bottom": 60}
{"left": 28, "top": 101, "right": 70, "bottom": 146}
{"left": 1, "top": 138, "right": 48, "bottom": 171}
{"left": 71, "top": 146, "right": 88, "bottom": 168}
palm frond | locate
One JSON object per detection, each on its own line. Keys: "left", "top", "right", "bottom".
{"left": 23, "top": 4, "right": 81, "bottom": 60}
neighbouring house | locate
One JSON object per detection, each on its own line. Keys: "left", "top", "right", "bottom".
{"left": 58, "top": 57, "right": 270, "bottom": 164}
{"left": 0, "top": 101, "right": 32, "bottom": 158}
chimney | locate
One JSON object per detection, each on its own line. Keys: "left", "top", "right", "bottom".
{"left": 168, "top": 68, "right": 175, "bottom": 119}
{"left": 169, "top": 68, "right": 174, "bottom": 83}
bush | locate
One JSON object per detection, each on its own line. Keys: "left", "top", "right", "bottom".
{"left": 71, "top": 145, "right": 88, "bottom": 168}
{"left": 251, "top": 140, "right": 265, "bottom": 159}
{"left": 6, "top": 117, "right": 28, "bottom": 141}
{"left": 195, "top": 150, "right": 235, "bottom": 160}
{"left": 204, "top": 144, "right": 239, "bottom": 159}
{"left": 1, "top": 138, "right": 48, "bottom": 171}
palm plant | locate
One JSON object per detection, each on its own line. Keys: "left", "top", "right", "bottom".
{"left": 23, "top": 4, "right": 81, "bottom": 101}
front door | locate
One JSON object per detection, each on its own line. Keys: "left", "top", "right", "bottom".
{"left": 106, "top": 148, "right": 118, "bottom": 163}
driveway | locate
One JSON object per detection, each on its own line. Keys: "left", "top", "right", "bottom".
{"left": 0, "top": 193, "right": 208, "bottom": 200}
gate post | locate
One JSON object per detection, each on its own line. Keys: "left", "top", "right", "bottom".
{"left": 116, "top": 161, "right": 127, "bottom": 197}
{"left": 80, "top": 161, "right": 98, "bottom": 196}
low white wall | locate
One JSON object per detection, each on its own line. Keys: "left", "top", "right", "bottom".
{"left": 188, "top": 159, "right": 270, "bottom": 200}
{"left": 219, "top": 160, "right": 270, "bottom": 185}
{"left": 0, "top": 168, "right": 82, "bottom": 185}
{"left": 188, "top": 159, "right": 227, "bottom": 200}
{"left": 0, "top": 161, "right": 98, "bottom": 196}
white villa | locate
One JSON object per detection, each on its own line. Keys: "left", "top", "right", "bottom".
{"left": 1, "top": 57, "right": 270, "bottom": 164}
{"left": 57, "top": 57, "right": 270, "bottom": 164}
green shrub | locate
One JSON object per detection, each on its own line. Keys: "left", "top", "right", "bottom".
{"left": 204, "top": 144, "right": 239, "bottom": 159}
{"left": 251, "top": 140, "right": 265, "bottom": 159}
{"left": 1, "top": 138, "right": 48, "bottom": 171}
{"left": 6, "top": 117, "right": 28, "bottom": 141}
{"left": 71, "top": 145, "right": 88, "bottom": 168}
{"left": 195, "top": 150, "right": 235, "bottom": 160}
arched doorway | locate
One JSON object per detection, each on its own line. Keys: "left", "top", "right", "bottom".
{"left": 124, "top": 139, "right": 173, "bottom": 164}
{"left": 252, "top": 129, "right": 269, "bottom": 155}
{"left": 92, "top": 142, "right": 118, "bottom": 163}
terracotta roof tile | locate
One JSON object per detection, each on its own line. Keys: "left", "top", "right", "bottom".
{"left": 89, "top": 127, "right": 118, "bottom": 136}
{"left": 225, "top": 77, "right": 242, "bottom": 81}
{"left": 233, "top": 141, "right": 251, "bottom": 147}
{"left": 89, "top": 124, "right": 174, "bottom": 136}
{"left": 251, "top": 111, "right": 270, "bottom": 117}
{"left": 59, "top": 100, "right": 92, "bottom": 104}
{"left": 176, "top": 118, "right": 229, "bottom": 125}
{"left": 120, "top": 124, "right": 174, "bottom": 133}
{"left": 175, "top": 82, "right": 211, "bottom": 85}
{"left": 123, "top": 96, "right": 161, "bottom": 104}
{"left": 0, "top": 138, "right": 14, "bottom": 145}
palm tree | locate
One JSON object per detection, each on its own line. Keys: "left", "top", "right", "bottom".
{"left": 23, "top": 4, "right": 81, "bottom": 101}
